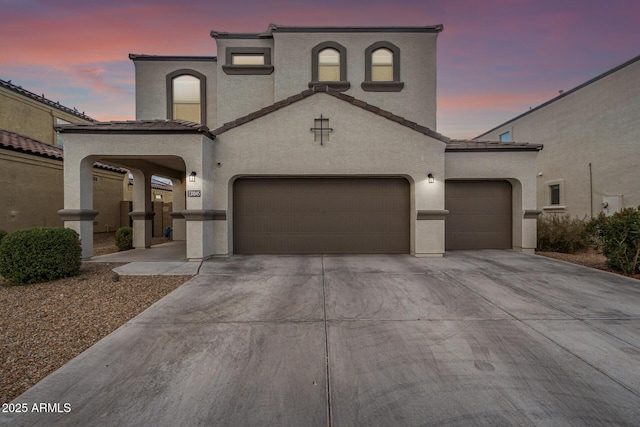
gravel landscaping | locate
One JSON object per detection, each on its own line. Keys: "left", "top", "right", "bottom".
{"left": 0, "top": 233, "right": 192, "bottom": 403}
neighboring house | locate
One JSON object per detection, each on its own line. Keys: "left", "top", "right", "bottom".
{"left": 0, "top": 78, "right": 126, "bottom": 233}
{"left": 475, "top": 55, "right": 640, "bottom": 219}
{"left": 56, "top": 24, "right": 542, "bottom": 260}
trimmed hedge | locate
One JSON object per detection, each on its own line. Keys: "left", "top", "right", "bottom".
{"left": 0, "top": 230, "right": 7, "bottom": 244}
{"left": 586, "top": 207, "right": 640, "bottom": 275}
{"left": 0, "top": 227, "right": 81, "bottom": 285}
{"left": 115, "top": 227, "right": 133, "bottom": 252}
{"left": 537, "top": 214, "right": 589, "bottom": 253}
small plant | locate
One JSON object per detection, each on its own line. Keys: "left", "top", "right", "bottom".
{"left": 115, "top": 227, "right": 133, "bottom": 252}
{"left": 537, "top": 213, "right": 589, "bottom": 253}
{"left": 586, "top": 206, "right": 640, "bottom": 275}
{"left": 0, "top": 227, "right": 81, "bottom": 285}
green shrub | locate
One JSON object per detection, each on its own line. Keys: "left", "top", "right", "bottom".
{"left": 0, "top": 227, "right": 81, "bottom": 285}
{"left": 0, "top": 230, "right": 7, "bottom": 244}
{"left": 115, "top": 227, "right": 133, "bottom": 252}
{"left": 537, "top": 214, "right": 589, "bottom": 253}
{"left": 586, "top": 206, "right": 640, "bottom": 275}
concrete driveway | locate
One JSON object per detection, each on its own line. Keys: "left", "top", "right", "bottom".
{"left": 3, "top": 251, "right": 640, "bottom": 426}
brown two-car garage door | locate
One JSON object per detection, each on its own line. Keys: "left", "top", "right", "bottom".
{"left": 233, "top": 177, "right": 410, "bottom": 254}
{"left": 445, "top": 180, "right": 512, "bottom": 250}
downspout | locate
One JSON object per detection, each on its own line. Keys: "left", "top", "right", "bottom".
{"left": 589, "top": 163, "right": 593, "bottom": 219}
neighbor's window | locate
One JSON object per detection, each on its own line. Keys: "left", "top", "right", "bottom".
{"left": 318, "top": 48, "right": 341, "bottom": 81}
{"left": 172, "top": 75, "right": 201, "bottom": 124}
{"left": 550, "top": 184, "right": 561, "bottom": 205}
{"left": 231, "top": 54, "right": 265, "bottom": 65}
{"left": 371, "top": 48, "right": 393, "bottom": 81}
{"left": 500, "top": 131, "right": 511, "bottom": 142}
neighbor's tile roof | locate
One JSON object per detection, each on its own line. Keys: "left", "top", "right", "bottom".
{"left": 55, "top": 119, "right": 216, "bottom": 140}
{"left": 0, "top": 79, "right": 96, "bottom": 122}
{"left": 212, "top": 85, "right": 450, "bottom": 142}
{"left": 0, "top": 128, "right": 127, "bottom": 173}
{"left": 446, "top": 139, "right": 543, "bottom": 152}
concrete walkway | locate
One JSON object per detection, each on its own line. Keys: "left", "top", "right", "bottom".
{"left": 89, "top": 241, "right": 202, "bottom": 276}
{"left": 3, "top": 251, "right": 640, "bottom": 426}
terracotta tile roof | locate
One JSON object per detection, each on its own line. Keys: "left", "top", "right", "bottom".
{"left": 0, "top": 79, "right": 96, "bottom": 122}
{"left": 0, "top": 128, "right": 127, "bottom": 173}
{"left": 55, "top": 119, "right": 216, "bottom": 140}
{"left": 212, "top": 86, "right": 450, "bottom": 142}
{"left": 446, "top": 139, "right": 543, "bottom": 152}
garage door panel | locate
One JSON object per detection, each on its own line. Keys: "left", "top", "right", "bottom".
{"left": 445, "top": 181, "right": 512, "bottom": 250}
{"left": 234, "top": 178, "right": 409, "bottom": 254}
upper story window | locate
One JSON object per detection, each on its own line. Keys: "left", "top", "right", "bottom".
{"left": 318, "top": 48, "right": 340, "bottom": 81}
{"left": 362, "top": 41, "right": 403, "bottom": 92}
{"left": 500, "top": 131, "right": 511, "bottom": 142}
{"left": 310, "top": 41, "right": 350, "bottom": 91}
{"left": 222, "top": 47, "right": 273, "bottom": 75}
{"left": 371, "top": 48, "right": 393, "bottom": 81}
{"left": 166, "top": 69, "right": 207, "bottom": 125}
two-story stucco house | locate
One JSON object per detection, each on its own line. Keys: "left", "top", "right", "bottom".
{"left": 475, "top": 55, "right": 640, "bottom": 220}
{"left": 56, "top": 24, "right": 542, "bottom": 261}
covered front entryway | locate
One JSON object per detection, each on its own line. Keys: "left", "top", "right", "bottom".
{"left": 233, "top": 177, "right": 410, "bottom": 254}
{"left": 445, "top": 180, "right": 512, "bottom": 250}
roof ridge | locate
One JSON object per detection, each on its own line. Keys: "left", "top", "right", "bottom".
{"left": 474, "top": 53, "right": 640, "bottom": 139}
{"left": 0, "top": 79, "right": 96, "bottom": 122}
{"left": 212, "top": 86, "right": 449, "bottom": 142}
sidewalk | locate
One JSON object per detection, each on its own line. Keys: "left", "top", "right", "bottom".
{"left": 88, "top": 241, "right": 202, "bottom": 276}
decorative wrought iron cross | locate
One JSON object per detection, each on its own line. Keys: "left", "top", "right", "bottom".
{"left": 310, "top": 114, "right": 333, "bottom": 145}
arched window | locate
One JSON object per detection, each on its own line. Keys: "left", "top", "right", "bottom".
{"left": 310, "top": 41, "right": 349, "bottom": 91}
{"left": 362, "top": 42, "right": 403, "bottom": 92}
{"left": 371, "top": 48, "right": 393, "bottom": 81}
{"left": 166, "top": 69, "right": 207, "bottom": 124}
{"left": 318, "top": 48, "right": 340, "bottom": 81}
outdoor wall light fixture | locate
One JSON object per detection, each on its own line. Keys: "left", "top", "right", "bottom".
{"left": 189, "top": 171, "right": 197, "bottom": 182}
{"left": 428, "top": 173, "right": 435, "bottom": 184}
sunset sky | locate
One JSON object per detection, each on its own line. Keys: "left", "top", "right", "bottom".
{"left": 1, "top": 0, "right": 638, "bottom": 139}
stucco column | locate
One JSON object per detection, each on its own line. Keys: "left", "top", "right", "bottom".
{"left": 414, "top": 173, "right": 446, "bottom": 257}
{"left": 182, "top": 139, "right": 215, "bottom": 261}
{"left": 58, "top": 155, "right": 97, "bottom": 260}
{"left": 170, "top": 179, "right": 186, "bottom": 241}
{"left": 129, "top": 168, "right": 154, "bottom": 248}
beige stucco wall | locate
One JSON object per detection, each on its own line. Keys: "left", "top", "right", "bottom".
{"left": 212, "top": 93, "right": 446, "bottom": 256}
{"left": 445, "top": 150, "right": 540, "bottom": 252}
{"left": 0, "top": 86, "right": 91, "bottom": 145}
{"left": 215, "top": 38, "right": 275, "bottom": 125}
{"left": 477, "top": 59, "right": 640, "bottom": 219}
{"left": 132, "top": 59, "right": 218, "bottom": 127}
{"left": 60, "top": 132, "right": 212, "bottom": 259}
{"left": 272, "top": 31, "right": 438, "bottom": 129}
{"left": 0, "top": 149, "right": 124, "bottom": 233}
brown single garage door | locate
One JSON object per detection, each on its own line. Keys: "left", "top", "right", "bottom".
{"left": 445, "top": 180, "right": 512, "bottom": 250}
{"left": 233, "top": 177, "right": 410, "bottom": 254}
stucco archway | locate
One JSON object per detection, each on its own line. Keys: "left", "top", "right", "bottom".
{"left": 56, "top": 120, "right": 216, "bottom": 261}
